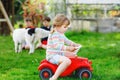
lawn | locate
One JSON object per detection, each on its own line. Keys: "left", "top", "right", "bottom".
{"left": 0, "top": 31, "right": 120, "bottom": 80}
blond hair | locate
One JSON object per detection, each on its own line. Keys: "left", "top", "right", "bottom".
{"left": 51, "top": 14, "right": 70, "bottom": 33}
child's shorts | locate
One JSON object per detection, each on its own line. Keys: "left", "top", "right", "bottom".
{"left": 41, "top": 40, "right": 47, "bottom": 45}
{"left": 48, "top": 54, "right": 62, "bottom": 65}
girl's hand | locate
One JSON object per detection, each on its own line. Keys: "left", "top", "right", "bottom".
{"left": 74, "top": 44, "right": 82, "bottom": 48}
{"left": 67, "top": 46, "right": 77, "bottom": 52}
{"left": 77, "top": 44, "right": 81, "bottom": 47}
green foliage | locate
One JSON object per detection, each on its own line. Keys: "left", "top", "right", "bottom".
{"left": 46, "top": 0, "right": 66, "bottom": 16}
{"left": 14, "top": 0, "right": 25, "bottom": 15}
{"left": 0, "top": 32, "right": 120, "bottom": 80}
{"left": 113, "top": 4, "right": 120, "bottom": 10}
{"left": 71, "top": 4, "right": 105, "bottom": 18}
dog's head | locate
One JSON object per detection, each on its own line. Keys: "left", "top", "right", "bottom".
{"left": 35, "top": 28, "right": 50, "bottom": 38}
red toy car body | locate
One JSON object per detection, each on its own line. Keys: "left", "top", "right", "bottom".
{"left": 38, "top": 57, "right": 93, "bottom": 80}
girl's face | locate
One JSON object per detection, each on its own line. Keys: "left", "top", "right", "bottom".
{"left": 56, "top": 20, "right": 69, "bottom": 33}
{"left": 25, "top": 19, "right": 33, "bottom": 26}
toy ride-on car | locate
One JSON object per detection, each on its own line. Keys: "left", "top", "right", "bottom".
{"left": 38, "top": 56, "right": 93, "bottom": 80}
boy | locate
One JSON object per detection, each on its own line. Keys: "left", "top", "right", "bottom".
{"left": 37, "top": 16, "right": 52, "bottom": 49}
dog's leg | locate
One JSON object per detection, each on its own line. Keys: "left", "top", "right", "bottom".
{"left": 31, "top": 43, "right": 35, "bottom": 53}
{"left": 14, "top": 42, "right": 18, "bottom": 53}
{"left": 25, "top": 35, "right": 32, "bottom": 54}
{"left": 36, "top": 39, "right": 41, "bottom": 49}
{"left": 29, "top": 39, "right": 36, "bottom": 54}
{"left": 26, "top": 41, "right": 32, "bottom": 54}
{"left": 29, "top": 43, "right": 34, "bottom": 54}
{"left": 29, "top": 35, "right": 36, "bottom": 54}
{"left": 27, "top": 38, "right": 34, "bottom": 54}
{"left": 18, "top": 43, "right": 22, "bottom": 53}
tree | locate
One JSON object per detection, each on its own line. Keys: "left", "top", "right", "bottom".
{"left": 0, "top": 0, "right": 14, "bottom": 35}
{"left": 22, "top": 0, "right": 46, "bottom": 26}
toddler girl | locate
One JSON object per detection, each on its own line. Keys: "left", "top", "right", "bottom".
{"left": 46, "top": 14, "right": 81, "bottom": 80}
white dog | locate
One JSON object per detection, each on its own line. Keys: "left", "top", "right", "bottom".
{"left": 12, "top": 28, "right": 26, "bottom": 53}
{"left": 13, "top": 28, "right": 50, "bottom": 54}
{"left": 25, "top": 28, "right": 50, "bottom": 54}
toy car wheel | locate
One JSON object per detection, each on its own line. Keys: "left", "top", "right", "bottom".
{"left": 39, "top": 68, "right": 53, "bottom": 80}
{"left": 78, "top": 68, "right": 92, "bottom": 80}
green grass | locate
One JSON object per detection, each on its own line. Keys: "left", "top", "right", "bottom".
{"left": 0, "top": 32, "right": 120, "bottom": 80}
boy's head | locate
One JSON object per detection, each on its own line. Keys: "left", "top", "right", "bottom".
{"left": 43, "top": 16, "right": 51, "bottom": 27}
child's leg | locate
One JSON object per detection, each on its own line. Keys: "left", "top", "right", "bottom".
{"left": 36, "top": 42, "right": 41, "bottom": 49}
{"left": 41, "top": 44, "right": 47, "bottom": 49}
{"left": 41, "top": 40, "right": 47, "bottom": 49}
{"left": 50, "top": 56, "right": 71, "bottom": 80}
